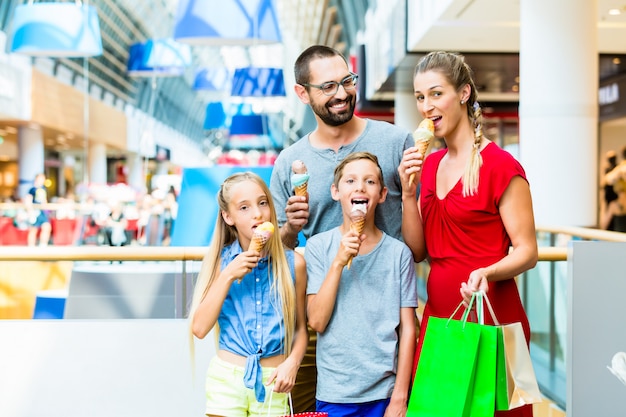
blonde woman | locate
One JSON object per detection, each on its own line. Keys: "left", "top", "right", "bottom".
{"left": 399, "top": 52, "right": 538, "bottom": 417}
{"left": 189, "top": 172, "right": 308, "bottom": 417}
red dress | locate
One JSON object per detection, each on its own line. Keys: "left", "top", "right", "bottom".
{"left": 414, "top": 142, "right": 533, "bottom": 417}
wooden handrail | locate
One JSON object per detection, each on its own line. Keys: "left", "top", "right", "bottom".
{"left": 537, "top": 246, "right": 567, "bottom": 262}
{"left": 0, "top": 246, "right": 208, "bottom": 261}
{"left": 4, "top": 224, "right": 615, "bottom": 263}
{"left": 536, "top": 225, "right": 626, "bottom": 242}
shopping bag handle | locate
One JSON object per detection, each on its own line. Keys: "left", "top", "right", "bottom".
{"left": 448, "top": 292, "right": 478, "bottom": 328}
{"left": 265, "top": 387, "right": 294, "bottom": 417}
{"left": 475, "top": 290, "right": 501, "bottom": 326}
{"left": 448, "top": 291, "right": 501, "bottom": 327}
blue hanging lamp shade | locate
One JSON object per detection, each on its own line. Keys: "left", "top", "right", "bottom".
{"left": 173, "top": 0, "right": 282, "bottom": 45}
{"left": 230, "top": 67, "right": 285, "bottom": 97}
{"left": 9, "top": 3, "right": 103, "bottom": 57}
{"left": 193, "top": 67, "right": 230, "bottom": 91}
{"left": 127, "top": 38, "right": 192, "bottom": 77}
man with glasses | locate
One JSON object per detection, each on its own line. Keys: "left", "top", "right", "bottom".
{"left": 270, "top": 45, "right": 413, "bottom": 249}
{"left": 269, "top": 45, "right": 414, "bottom": 413}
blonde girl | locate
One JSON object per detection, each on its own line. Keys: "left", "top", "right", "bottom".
{"left": 189, "top": 172, "right": 308, "bottom": 417}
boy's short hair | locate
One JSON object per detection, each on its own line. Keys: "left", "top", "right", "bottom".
{"left": 333, "top": 152, "right": 385, "bottom": 189}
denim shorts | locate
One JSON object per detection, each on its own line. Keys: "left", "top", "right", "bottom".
{"left": 204, "top": 355, "right": 289, "bottom": 417}
{"left": 30, "top": 211, "right": 49, "bottom": 227}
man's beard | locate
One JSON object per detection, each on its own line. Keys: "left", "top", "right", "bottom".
{"left": 311, "top": 95, "right": 356, "bottom": 127}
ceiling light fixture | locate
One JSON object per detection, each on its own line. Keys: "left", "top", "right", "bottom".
{"left": 230, "top": 67, "right": 286, "bottom": 97}
{"left": 9, "top": 1, "right": 102, "bottom": 57}
{"left": 173, "top": 0, "right": 281, "bottom": 46}
{"left": 127, "top": 38, "right": 192, "bottom": 77}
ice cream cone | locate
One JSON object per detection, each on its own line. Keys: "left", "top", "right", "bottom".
{"left": 294, "top": 182, "right": 308, "bottom": 197}
{"left": 408, "top": 118, "right": 435, "bottom": 186}
{"left": 249, "top": 221, "right": 274, "bottom": 253}
{"left": 346, "top": 205, "right": 366, "bottom": 269}
{"left": 250, "top": 234, "right": 270, "bottom": 253}
{"left": 291, "top": 160, "right": 310, "bottom": 198}
{"left": 240, "top": 222, "right": 274, "bottom": 282}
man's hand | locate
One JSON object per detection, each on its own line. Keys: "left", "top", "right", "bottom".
{"left": 281, "top": 195, "right": 309, "bottom": 247}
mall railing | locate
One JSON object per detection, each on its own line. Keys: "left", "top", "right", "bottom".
{"left": 0, "top": 246, "right": 207, "bottom": 320}
{"left": 525, "top": 225, "right": 626, "bottom": 409}
{"left": 0, "top": 227, "right": 623, "bottom": 410}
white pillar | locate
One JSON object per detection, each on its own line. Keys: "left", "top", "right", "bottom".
{"left": 88, "top": 142, "right": 107, "bottom": 185}
{"left": 127, "top": 153, "right": 145, "bottom": 192}
{"left": 519, "top": 0, "right": 598, "bottom": 227}
{"left": 17, "top": 124, "right": 44, "bottom": 198}
{"left": 394, "top": 92, "right": 421, "bottom": 131}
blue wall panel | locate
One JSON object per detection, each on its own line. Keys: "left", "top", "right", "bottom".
{"left": 171, "top": 166, "right": 273, "bottom": 247}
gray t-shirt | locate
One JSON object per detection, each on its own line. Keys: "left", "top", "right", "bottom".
{"left": 269, "top": 119, "right": 413, "bottom": 241}
{"left": 305, "top": 228, "right": 418, "bottom": 403}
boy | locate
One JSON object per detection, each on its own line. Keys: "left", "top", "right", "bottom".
{"left": 305, "top": 152, "right": 417, "bottom": 417}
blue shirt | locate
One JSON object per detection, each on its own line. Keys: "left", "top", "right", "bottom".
{"left": 218, "top": 241, "right": 295, "bottom": 402}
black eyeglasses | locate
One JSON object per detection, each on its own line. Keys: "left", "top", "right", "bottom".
{"left": 300, "top": 73, "right": 358, "bottom": 96}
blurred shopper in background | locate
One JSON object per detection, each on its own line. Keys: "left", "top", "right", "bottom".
{"left": 25, "top": 173, "right": 51, "bottom": 247}
{"left": 601, "top": 150, "right": 619, "bottom": 230}
{"left": 161, "top": 185, "right": 178, "bottom": 246}
{"left": 101, "top": 200, "right": 128, "bottom": 247}
{"left": 603, "top": 146, "right": 626, "bottom": 232}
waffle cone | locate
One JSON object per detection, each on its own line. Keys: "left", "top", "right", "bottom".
{"left": 415, "top": 137, "right": 432, "bottom": 156}
{"left": 294, "top": 182, "right": 308, "bottom": 197}
{"left": 346, "top": 217, "right": 365, "bottom": 269}
{"left": 350, "top": 218, "right": 365, "bottom": 234}
{"left": 250, "top": 234, "right": 269, "bottom": 253}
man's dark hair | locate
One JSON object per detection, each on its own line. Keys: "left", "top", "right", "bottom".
{"left": 294, "top": 45, "right": 346, "bottom": 85}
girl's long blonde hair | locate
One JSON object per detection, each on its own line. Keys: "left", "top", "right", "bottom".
{"left": 415, "top": 51, "right": 485, "bottom": 197}
{"left": 188, "top": 172, "right": 296, "bottom": 361}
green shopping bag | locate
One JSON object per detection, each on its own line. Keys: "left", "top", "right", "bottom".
{"left": 407, "top": 295, "right": 483, "bottom": 417}
{"left": 466, "top": 292, "right": 500, "bottom": 416}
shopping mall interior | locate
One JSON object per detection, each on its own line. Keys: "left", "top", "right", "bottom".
{"left": 1, "top": 1, "right": 626, "bottom": 416}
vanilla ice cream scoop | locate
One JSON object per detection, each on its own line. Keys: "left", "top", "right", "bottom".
{"left": 408, "top": 118, "right": 435, "bottom": 186}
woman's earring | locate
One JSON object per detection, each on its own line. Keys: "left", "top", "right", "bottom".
{"left": 461, "top": 100, "right": 465, "bottom": 105}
